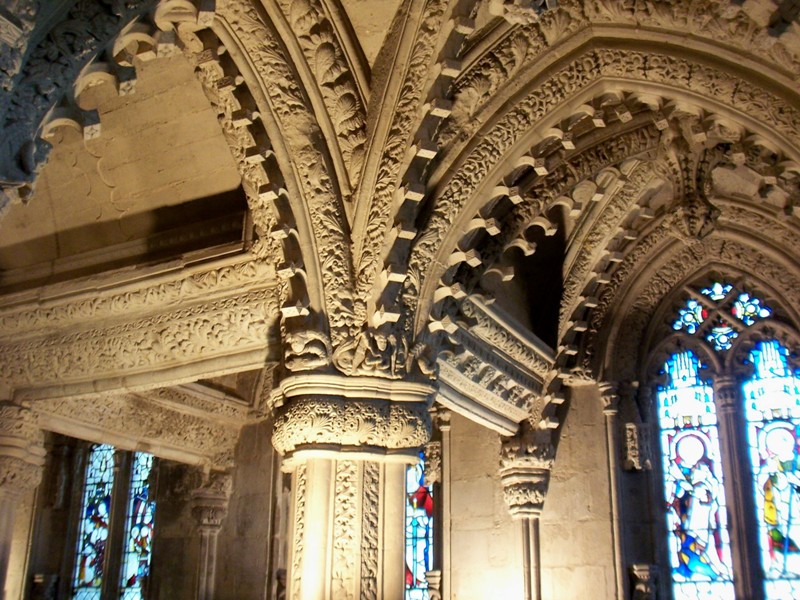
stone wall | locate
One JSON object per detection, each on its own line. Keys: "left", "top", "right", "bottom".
{"left": 449, "top": 413, "right": 522, "bottom": 599}
{"left": 215, "top": 421, "right": 280, "bottom": 600}
{"left": 540, "top": 386, "right": 615, "bottom": 599}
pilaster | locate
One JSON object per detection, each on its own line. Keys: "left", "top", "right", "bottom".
{"left": 271, "top": 373, "right": 433, "bottom": 600}
{"left": 499, "top": 421, "right": 554, "bottom": 600}
{"left": 0, "top": 401, "right": 46, "bottom": 593}
{"left": 190, "top": 471, "right": 233, "bottom": 600}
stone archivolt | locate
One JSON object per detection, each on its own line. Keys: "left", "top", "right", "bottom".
{"left": 1, "top": 6, "right": 800, "bottom": 596}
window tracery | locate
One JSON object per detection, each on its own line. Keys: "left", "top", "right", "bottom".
{"left": 653, "top": 279, "right": 800, "bottom": 599}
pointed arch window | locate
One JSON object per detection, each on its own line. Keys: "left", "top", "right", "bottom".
{"left": 71, "top": 444, "right": 157, "bottom": 600}
{"left": 654, "top": 280, "right": 800, "bottom": 599}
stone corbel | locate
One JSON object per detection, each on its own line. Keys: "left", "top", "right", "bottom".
{"left": 499, "top": 422, "right": 554, "bottom": 600}
{"left": 190, "top": 470, "right": 233, "bottom": 600}
{"left": 629, "top": 564, "right": 657, "bottom": 600}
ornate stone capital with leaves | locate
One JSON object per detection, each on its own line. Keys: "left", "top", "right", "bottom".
{"left": 271, "top": 374, "right": 433, "bottom": 464}
{"left": 191, "top": 470, "right": 233, "bottom": 532}
{"left": 499, "top": 422, "right": 555, "bottom": 518}
{"left": 0, "top": 402, "right": 46, "bottom": 498}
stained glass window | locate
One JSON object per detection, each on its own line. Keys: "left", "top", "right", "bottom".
{"left": 657, "top": 351, "right": 735, "bottom": 599}
{"left": 673, "top": 299, "right": 707, "bottom": 334}
{"left": 706, "top": 320, "right": 738, "bottom": 352}
{"left": 701, "top": 283, "right": 733, "bottom": 302}
{"left": 119, "top": 452, "right": 156, "bottom": 599}
{"left": 743, "top": 341, "right": 800, "bottom": 599}
{"left": 405, "top": 451, "right": 433, "bottom": 600}
{"left": 732, "top": 293, "right": 771, "bottom": 326}
{"left": 73, "top": 444, "right": 116, "bottom": 600}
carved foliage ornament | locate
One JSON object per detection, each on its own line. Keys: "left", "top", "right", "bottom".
{"left": 0, "top": 402, "right": 45, "bottom": 496}
{"left": 271, "top": 397, "right": 431, "bottom": 456}
{"left": 409, "top": 47, "right": 800, "bottom": 336}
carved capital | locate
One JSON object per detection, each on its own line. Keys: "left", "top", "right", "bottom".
{"left": 271, "top": 375, "right": 433, "bottom": 464}
{"left": 423, "top": 441, "right": 442, "bottom": 487}
{"left": 598, "top": 381, "right": 619, "bottom": 414}
{"left": 0, "top": 402, "right": 46, "bottom": 497}
{"left": 191, "top": 471, "right": 233, "bottom": 532}
{"left": 499, "top": 463, "right": 550, "bottom": 519}
{"left": 713, "top": 375, "right": 740, "bottom": 413}
{"left": 630, "top": 563, "right": 658, "bottom": 600}
{"left": 500, "top": 423, "right": 554, "bottom": 518}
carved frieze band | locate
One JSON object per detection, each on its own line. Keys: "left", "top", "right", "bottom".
{"left": 272, "top": 397, "right": 431, "bottom": 457}
{"left": 0, "top": 256, "right": 277, "bottom": 341}
{"left": 31, "top": 393, "right": 240, "bottom": 469}
{"left": 2, "top": 290, "right": 277, "bottom": 389}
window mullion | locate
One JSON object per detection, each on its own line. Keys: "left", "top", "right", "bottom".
{"left": 715, "top": 376, "right": 764, "bottom": 600}
{"left": 102, "top": 450, "right": 132, "bottom": 600}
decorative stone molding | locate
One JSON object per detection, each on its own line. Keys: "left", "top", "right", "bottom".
{"left": 2, "top": 290, "right": 277, "bottom": 393}
{"left": 191, "top": 470, "right": 233, "bottom": 531}
{"left": 31, "top": 393, "right": 239, "bottom": 470}
{"left": 272, "top": 0, "right": 367, "bottom": 189}
{"left": 271, "top": 374, "right": 433, "bottom": 462}
{"left": 0, "top": 0, "right": 156, "bottom": 203}
{"left": 424, "top": 441, "right": 442, "bottom": 487}
{"left": 499, "top": 424, "right": 555, "bottom": 518}
{"left": 629, "top": 563, "right": 657, "bottom": 600}
{"left": 0, "top": 402, "right": 45, "bottom": 498}
{"left": 623, "top": 423, "right": 650, "bottom": 472}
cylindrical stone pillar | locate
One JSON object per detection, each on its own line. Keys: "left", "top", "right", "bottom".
{"left": 271, "top": 374, "right": 433, "bottom": 600}
{"left": 0, "top": 402, "right": 46, "bottom": 593}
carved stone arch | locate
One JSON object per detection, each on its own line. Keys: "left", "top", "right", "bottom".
{"left": 260, "top": 0, "right": 369, "bottom": 197}
{"left": 405, "top": 39, "right": 800, "bottom": 347}
{"left": 204, "top": 2, "right": 360, "bottom": 362}
{"left": 447, "top": 1, "right": 800, "bottom": 154}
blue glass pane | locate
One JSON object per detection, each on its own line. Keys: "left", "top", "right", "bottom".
{"left": 706, "top": 322, "right": 738, "bottom": 352}
{"left": 700, "top": 283, "right": 732, "bottom": 302}
{"left": 673, "top": 299, "right": 707, "bottom": 335}
{"left": 658, "top": 352, "right": 735, "bottom": 599}
{"left": 743, "top": 341, "right": 800, "bottom": 598}
{"left": 72, "top": 444, "right": 115, "bottom": 600}
{"left": 732, "top": 293, "right": 771, "bottom": 326}
{"left": 405, "top": 451, "right": 433, "bottom": 600}
{"left": 119, "top": 452, "right": 156, "bottom": 600}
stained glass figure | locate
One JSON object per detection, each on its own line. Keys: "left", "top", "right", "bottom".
{"left": 743, "top": 341, "right": 800, "bottom": 598}
{"left": 706, "top": 321, "right": 738, "bottom": 352}
{"left": 701, "top": 283, "right": 733, "bottom": 302}
{"left": 673, "top": 299, "right": 707, "bottom": 334}
{"left": 732, "top": 293, "right": 772, "bottom": 326}
{"left": 119, "top": 452, "right": 156, "bottom": 600}
{"left": 658, "top": 351, "right": 735, "bottom": 599}
{"left": 405, "top": 451, "right": 433, "bottom": 600}
{"left": 72, "top": 444, "right": 116, "bottom": 600}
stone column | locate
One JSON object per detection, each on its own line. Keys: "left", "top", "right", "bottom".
{"left": 0, "top": 402, "right": 46, "bottom": 592}
{"left": 271, "top": 374, "right": 433, "bottom": 600}
{"left": 599, "top": 383, "right": 627, "bottom": 600}
{"left": 191, "top": 471, "right": 233, "bottom": 600}
{"left": 499, "top": 423, "right": 554, "bottom": 600}
{"left": 714, "top": 376, "right": 763, "bottom": 600}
